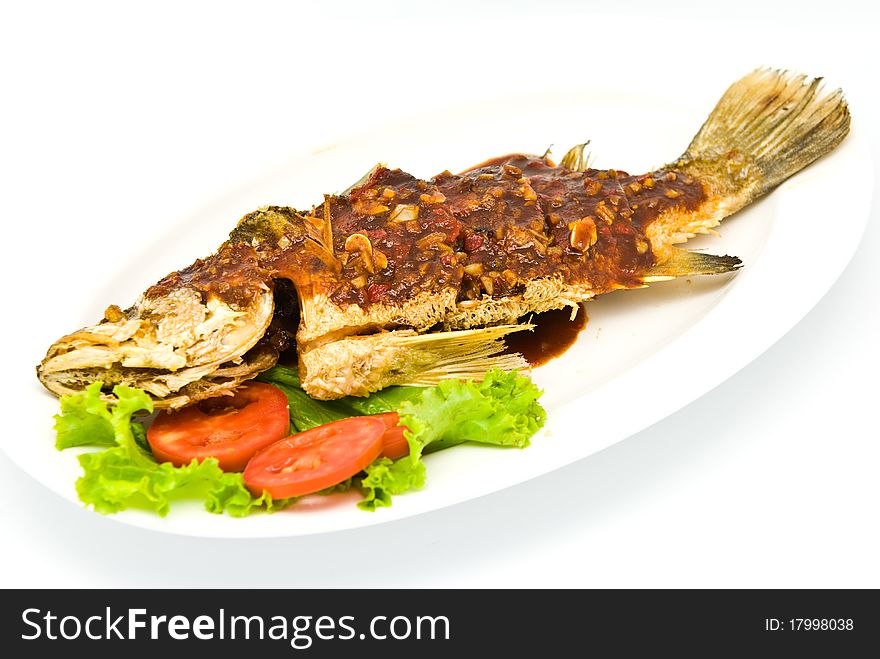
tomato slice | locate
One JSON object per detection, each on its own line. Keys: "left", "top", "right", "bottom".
{"left": 147, "top": 382, "right": 290, "bottom": 472}
{"left": 243, "top": 416, "right": 386, "bottom": 499}
{"left": 373, "top": 412, "right": 410, "bottom": 460}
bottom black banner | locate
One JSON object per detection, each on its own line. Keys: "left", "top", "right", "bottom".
{"left": 1, "top": 589, "right": 876, "bottom": 656}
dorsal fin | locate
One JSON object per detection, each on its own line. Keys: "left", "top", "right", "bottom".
{"left": 340, "top": 162, "right": 387, "bottom": 196}
{"left": 560, "top": 142, "right": 592, "bottom": 172}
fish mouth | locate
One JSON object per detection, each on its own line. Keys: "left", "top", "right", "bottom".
{"left": 37, "top": 284, "right": 279, "bottom": 409}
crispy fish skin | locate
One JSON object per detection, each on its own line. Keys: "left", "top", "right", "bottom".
{"left": 37, "top": 69, "right": 850, "bottom": 404}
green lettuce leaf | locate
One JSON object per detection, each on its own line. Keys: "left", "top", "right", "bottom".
{"left": 202, "top": 465, "right": 284, "bottom": 517}
{"left": 317, "top": 477, "right": 355, "bottom": 495}
{"left": 398, "top": 369, "right": 546, "bottom": 459}
{"left": 342, "top": 387, "right": 425, "bottom": 416}
{"left": 54, "top": 381, "right": 153, "bottom": 450}
{"left": 54, "top": 383, "right": 281, "bottom": 517}
{"left": 76, "top": 451, "right": 286, "bottom": 517}
{"left": 257, "top": 365, "right": 422, "bottom": 431}
{"left": 358, "top": 457, "right": 427, "bottom": 511}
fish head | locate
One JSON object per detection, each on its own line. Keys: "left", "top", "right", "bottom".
{"left": 38, "top": 207, "right": 317, "bottom": 407}
{"left": 37, "top": 241, "right": 279, "bottom": 408}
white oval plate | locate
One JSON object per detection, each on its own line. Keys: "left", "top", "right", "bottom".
{"left": 6, "top": 86, "right": 872, "bottom": 537}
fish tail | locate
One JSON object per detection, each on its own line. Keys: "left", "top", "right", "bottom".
{"left": 679, "top": 68, "right": 850, "bottom": 208}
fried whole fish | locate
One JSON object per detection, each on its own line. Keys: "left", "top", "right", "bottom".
{"left": 38, "top": 69, "right": 850, "bottom": 405}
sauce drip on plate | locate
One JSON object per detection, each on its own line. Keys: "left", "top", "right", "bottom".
{"left": 504, "top": 307, "right": 588, "bottom": 367}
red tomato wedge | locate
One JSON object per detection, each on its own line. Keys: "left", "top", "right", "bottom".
{"left": 243, "top": 416, "right": 386, "bottom": 499}
{"left": 373, "top": 412, "right": 411, "bottom": 460}
{"left": 147, "top": 382, "right": 290, "bottom": 472}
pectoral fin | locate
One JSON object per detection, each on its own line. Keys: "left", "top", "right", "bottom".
{"left": 298, "top": 324, "right": 532, "bottom": 399}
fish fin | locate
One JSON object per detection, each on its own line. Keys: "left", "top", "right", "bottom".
{"left": 560, "top": 142, "right": 592, "bottom": 172}
{"left": 680, "top": 68, "right": 850, "bottom": 204}
{"left": 340, "top": 162, "right": 387, "bottom": 196}
{"left": 298, "top": 325, "right": 532, "bottom": 399}
{"left": 394, "top": 325, "right": 532, "bottom": 386}
{"left": 300, "top": 194, "right": 339, "bottom": 261}
{"left": 642, "top": 249, "right": 742, "bottom": 282}
{"left": 321, "top": 194, "right": 334, "bottom": 255}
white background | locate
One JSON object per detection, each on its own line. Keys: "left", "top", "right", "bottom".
{"left": 1, "top": 1, "right": 877, "bottom": 587}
